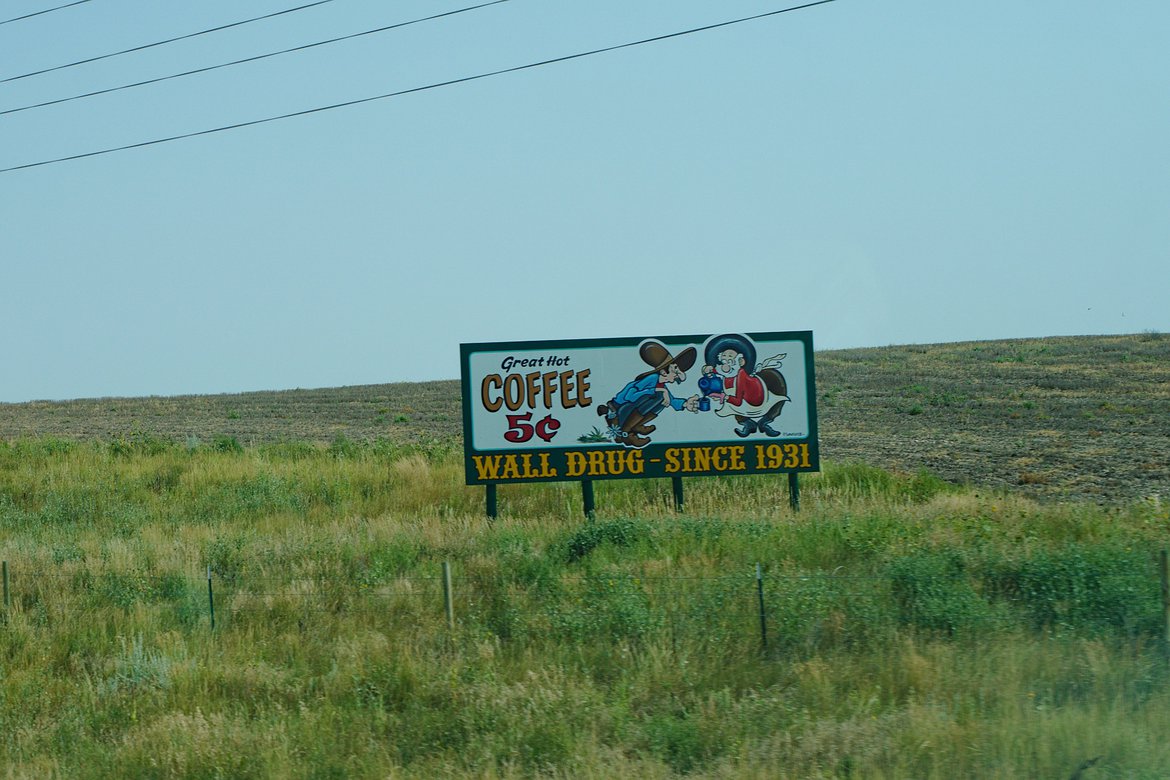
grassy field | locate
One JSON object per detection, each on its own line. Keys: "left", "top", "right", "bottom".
{"left": 815, "top": 333, "right": 1170, "bottom": 503}
{"left": 2, "top": 333, "right": 1167, "bottom": 502}
{"left": 0, "top": 333, "right": 1168, "bottom": 777}
{"left": 0, "top": 438, "right": 1168, "bottom": 778}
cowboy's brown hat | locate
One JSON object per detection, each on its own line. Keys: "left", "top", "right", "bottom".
{"left": 636, "top": 340, "right": 697, "bottom": 380}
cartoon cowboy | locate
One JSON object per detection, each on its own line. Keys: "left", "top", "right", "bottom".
{"left": 701, "top": 333, "right": 790, "bottom": 437}
{"left": 595, "top": 340, "right": 701, "bottom": 448}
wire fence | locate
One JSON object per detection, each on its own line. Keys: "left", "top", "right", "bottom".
{"left": 4, "top": 553, "right": 1169, "bottom": 654}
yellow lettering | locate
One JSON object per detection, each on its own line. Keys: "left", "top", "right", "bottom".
{"left": 758, "top": 443, "right": 782, "bottom": 469}
{"left": 500, "top": 455, "right": 520, "bottom": 480}
{"left": 662, "top": 446, "right": 747, "bottom": 474}
{"left": 566, "top": 451, "right": 586, "bottom": 478}
{"left": 587, "top": 450, "right": 606, "bottom": 476}
{"left": 603, "top": 450, "right": 624, "bottom": 476}
{"left": 626, "top": 449, "right": 644, "bottom": 475}
{"left": 783, "top": 444, "right": 800, "bottom": 468}
{"left": 539, "top": 452, "right": 558, "bottom": 478}
{"left": 602, "top": 449, "right": 644, "bottom": 476}
{"left": 472, "top": 455, "right": 502, "bottom": 481}
{"left": 725, "top": 446, "right": 746, "bottom": 471}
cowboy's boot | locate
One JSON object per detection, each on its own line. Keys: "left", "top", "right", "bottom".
{"left": 633, "top": 412, "right": 657, "bottom": 435}
{"left": 620, "top": 410, "right": 651, "bottom": 448}
{"left": 621, "top": 410, "right": 644, "bottom": 433}
{"left": 622, "top": 431, "right": 651, "bottom": 448}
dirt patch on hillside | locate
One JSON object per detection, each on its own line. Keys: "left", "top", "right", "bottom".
{"left": 0, "top": 381, "right": 462, "bottom": 447}
{"left": 814, "top": 333, "right": 1169, "bottom": 502}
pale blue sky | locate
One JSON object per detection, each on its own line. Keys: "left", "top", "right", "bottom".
{"left": 2, "top": 0, "right": 1167, "bottom": 402}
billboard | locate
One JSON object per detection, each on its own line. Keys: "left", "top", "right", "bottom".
{"left": 460, "top": 331, "right": 818, "bottom": 485}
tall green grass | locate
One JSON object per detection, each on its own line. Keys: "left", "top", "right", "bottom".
{"left": 0, "top": 438, "right": 1168, "bottom": 777}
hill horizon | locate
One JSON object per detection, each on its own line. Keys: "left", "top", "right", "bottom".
{"left": 3, "top": 333, "right": 1167, "bottom": 503}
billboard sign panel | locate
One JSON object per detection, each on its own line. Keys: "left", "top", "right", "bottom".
{"left": 460, "top": 331, "right": 818, "bottom": 485}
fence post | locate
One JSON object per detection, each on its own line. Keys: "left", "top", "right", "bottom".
{"left": 442, "top": 561, "right": 455, "bottom": 630}
{"left": 2, "top": 561, "right": 8, "bottom": 610}
{"left": 207, "top": 565, "right": 216, "bottom": 631}
{"left": 1160, "top": 549, "right": 1169, "bottom": 656}
{"left": 756, "top": 563, "right": 768, "bottom": 652}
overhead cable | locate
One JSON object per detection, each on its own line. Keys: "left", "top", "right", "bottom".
{"left": 1, "top": 0, "right": 510, "bottom": 117}
{"left": 1, "top": 0, "right": 337, "bottom": 83}
{"left": 0, "top": 0, "right": 838, "bottom": 174}
{"left": 0, "top": 1, "right": 90, "bottom": 27}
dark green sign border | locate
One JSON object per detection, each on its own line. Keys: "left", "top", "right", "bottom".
{"left": 460, "top": 331, "right": 819, "bottom": 486}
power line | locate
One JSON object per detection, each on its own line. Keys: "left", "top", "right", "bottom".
{"left": 0, "top": 0, "right": 838, "bottom": 175}
{"left": 0, "top": 0, "right": 90, "bottom": 27}
{"left": 0, "top": 0, "right": 338, "bottom": 84}
{"left": 1, "top": 0, "right": 510, "bottom": 117}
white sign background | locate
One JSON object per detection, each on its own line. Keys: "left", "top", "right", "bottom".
{"left": 467, "top": 335, "right": 811, "bottom": 452}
